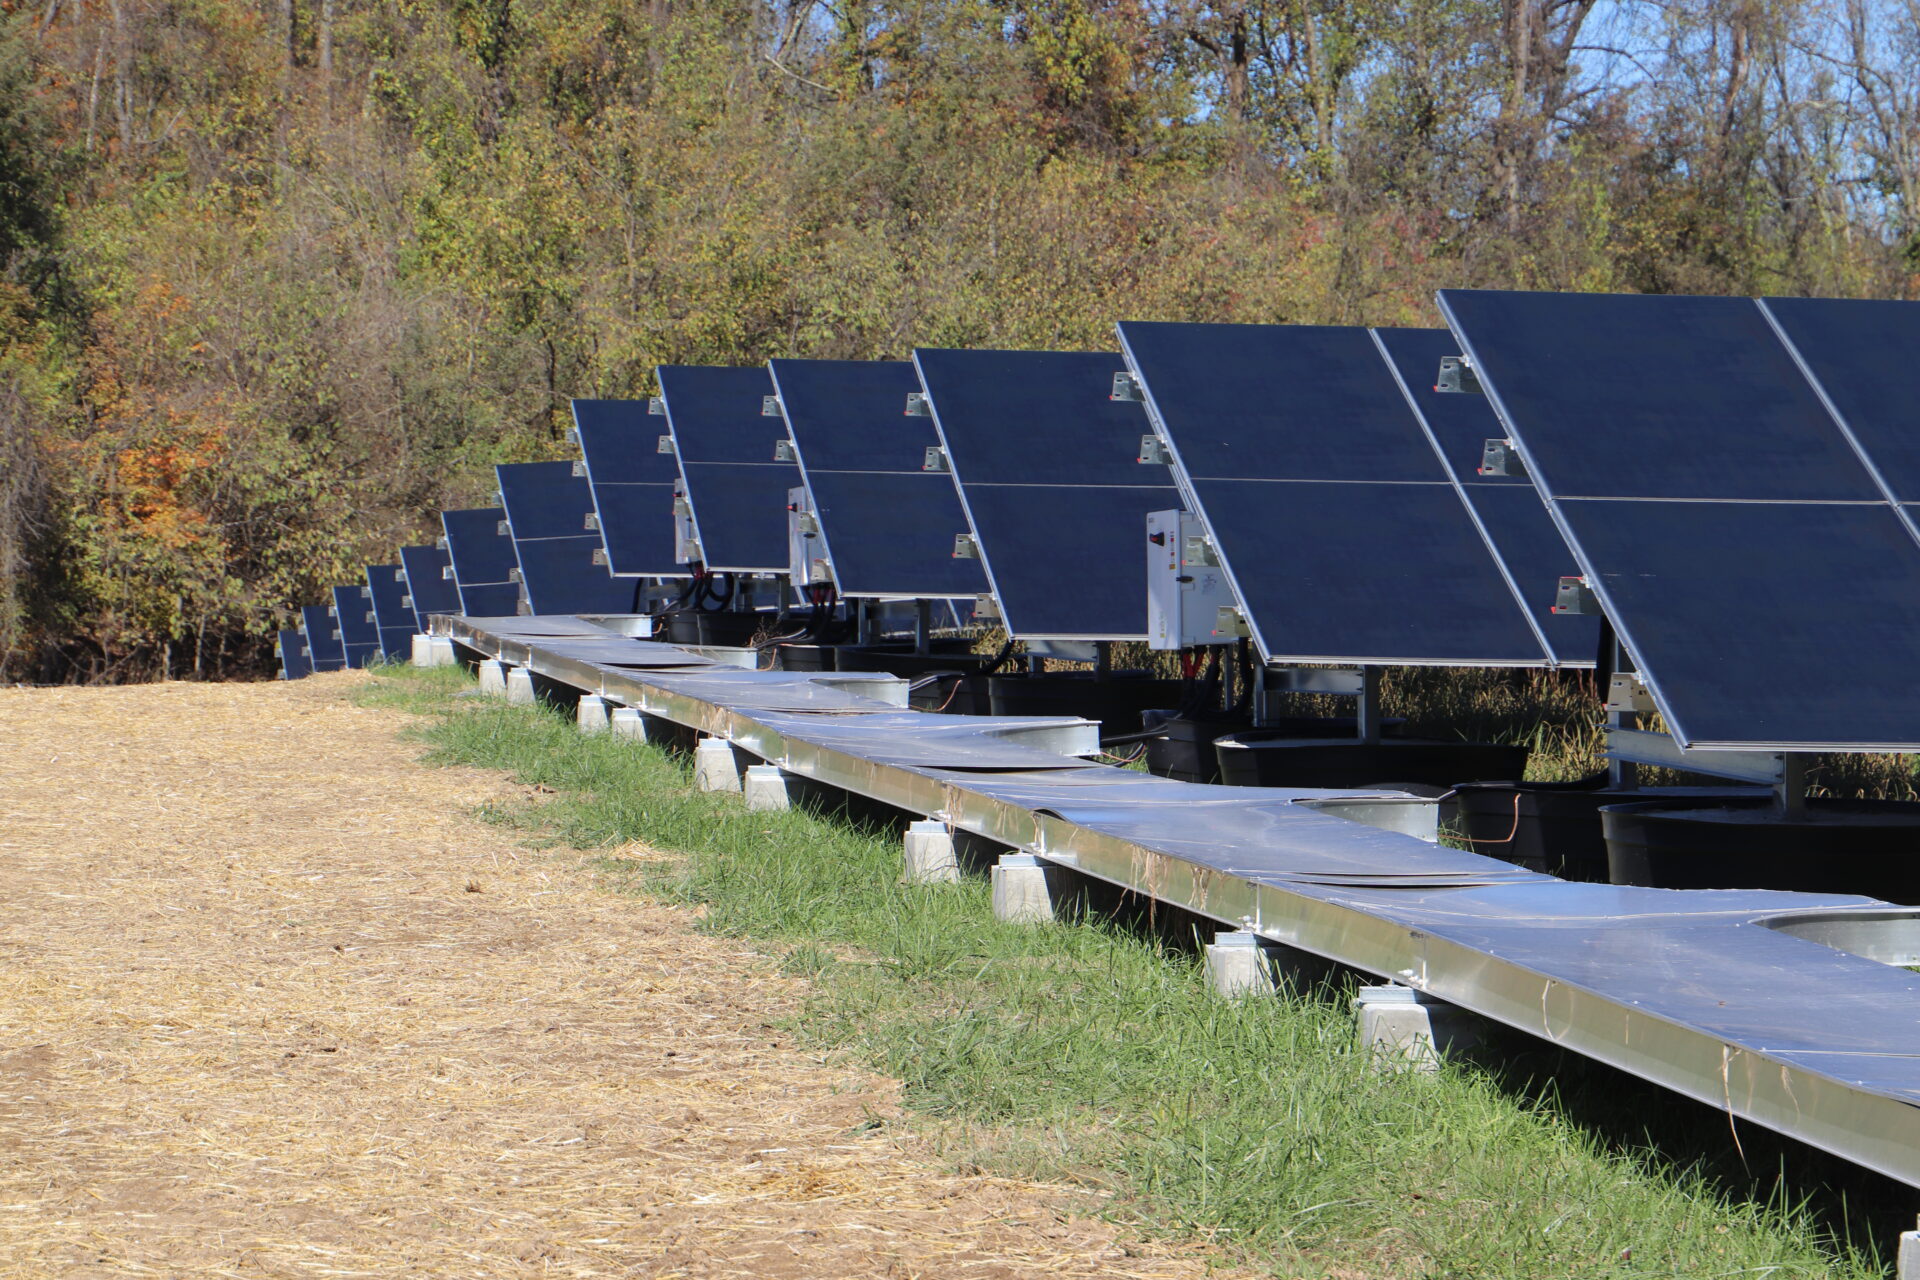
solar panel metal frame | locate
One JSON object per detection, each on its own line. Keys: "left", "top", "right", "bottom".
{"left": 496, "top": 461, "right": 636, "bottom": 616}
{"left": 767, "top": 358, "right": 991, "bottom": 600}
{"left": 1114, "top": 322, "right": 1556, "bottom": 668}
{"left": 571, "top": 398, "right": 687, "bottom": 579}
{"left": 656, "top": 365, "right": 798, "bottom": 575}
{"left": 365, "top": 564, "right": 416, "bottom": 660}
{"left": 398, "top": 543, "right": 460, "bottom": 632}
{"left": 1437, "top": 287, "right": 1920, "bottom": 752}
{"left": 911, "top": 348, "right": 1172, "bottom": 641}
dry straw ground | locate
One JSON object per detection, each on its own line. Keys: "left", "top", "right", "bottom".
{"left": 0, "top": 672, "right": 1240, "bottom": 1279}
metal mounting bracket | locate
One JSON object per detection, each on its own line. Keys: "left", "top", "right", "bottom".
{"left": 657, "top": 434, "right": 676, "bottom": 455}
{"left": 762, "top": 395, "right": 783, "bottom": 417}
{"left": 565, "top": 427, "right": 579, "bottom": 446}
{"left": 1552, "top": 576, "right": 1600, "bottom": 615}
{"left": 507, "top": 568, "right": 522, "bottom": 584}
{"left": 1182, "top": 533, "right": 1220, "bottom": 567}
{"left": 571, "top": 460, "right": 588, "bottom": 478}
{"left": 435, "top": 536, "right": 448, "bottom": 551}
{"left": 1111, "top": 371, "right": 1144, "bottom": 402}
{"left": 672, "top": 496, "right": 692, "bottom": 516}
{"left": 773, "top": 439, "right": 797, "bottom": 462}
{"left": 1605, "top": 672, "right": 1657, "bottom": 714}
{"left": 648, "top": 397, "right": 665, "bottom": 416}
{"left": 1606, "top": 729, "right": 1786, "bottom": 786}
{"left": 1214, "top": 606, "right": 1250, "bottom": 639}
{"left": 496, "top": 519, "right": 512, "bottom": 537}
{"left": 591, "top": 548, "right": 609, "bottom": 566}
{"left": 1139, "top": 434, "right": 1171, "bottom": 465}
{"left": 1478, "top": 438, "right": 1527, "bottom": 479}
{"left": 584, "top": 512, "right": 601, "bottom": 532}
{"left": 923, "top": 445, "right": 950, "bottom": 473}
{"left": 441, "top": 566, "right": 455, "bottom": 580}
{"left": 1437, "top": 356, "right": 1483, "bottom": 395}
{"left": 953, "top": 533, "right": 981, "bottom": 559}
{"left": 905, "top": 392, "right": 932, "bottom": 418}
{"left": 972, "top": 593, "right": 1002, "bottom": 622}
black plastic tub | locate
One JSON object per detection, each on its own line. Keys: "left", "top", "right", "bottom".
{"left": 774, "top": 642, "right": 838, "bottom": 671}
{"left": 987, "top": 673, "right": 1187, "bottom": 738}
{"left": 832, "top": 641, "right": 990, "bottom": 678}
{"left": 663, "top": 610, "right": 766, "bottom": 647}
{"left": 1214, "top": 734, "right": 1529, "bottom": 791}
{"left": 915, "top": 673, "right": 994, "bottom": 714}
{"left": 1144, "top": 714, "right": 1408, "bottom": 785}
{"left": 1602, "top": 797, "right": 1920, "bottom": 901}
{"left": 1449, "top": 779, "right": 1772, "bottom": 881}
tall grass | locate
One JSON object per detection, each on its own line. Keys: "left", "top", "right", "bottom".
{"left": 358, "top": 664, "right": 1909, "bottom": 1278}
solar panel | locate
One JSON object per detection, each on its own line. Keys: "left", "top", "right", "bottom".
{"left": 332, "top": 585, "right": 380, "bottom": 668}
{"left": 276, "top": 627, "right": 312, "bottom": 680}
{"left": 398, "top": 543, "right": 460, "bottom": 632}
{"left": 656, "top": 365, "right": 797, "bottom": 573}
{"left": 365, "top": 564, "right": 416, "bottom": 660}
{"left": 496, "top": 461, "right": 636, "bottom": 615}
{"left": 300, "top": 605, "right": 346, "bottom": 671}
{"left": 571, "top": 398, "right": 684, "bottom": 578}
{"left": 1115, "top": 322, "right": 1550, "bottom": 666}
{"left": 910, "top": 348, "right": 1172, "bottom": 639}
{"left": 1372, "top": 327, "right": 1598, "bottom": 666}
{"left": 441, "top": 507, "right": 523, "bottom": 617}
{"left": 767, "top": 358, "right": 990, "bottom": 599}
{"left": 1440, "top": 287, "right": 1920, "bottom": 749}
{"left": 1759, "top": 297, "right": 1920, "bottom": 502}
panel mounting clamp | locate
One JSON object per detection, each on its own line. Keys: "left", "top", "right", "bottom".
{"left": 762, "top": 395, "right": 783, "bottom": 418}
{"left": 1552, "top": 575, "right": 1600, "bottom": 616}
{"left": 648, "top": 397, "right": 666, "bottom": 416}
{"left": 1139, "top": 434, "right": 1171, "bottom": 465}
{"left": 953, "top": 533, "right": 981, "bottom": 559}
{"left": 905, "top": 392, "right": 932, "bottom": 418}
{"left": 773, "top": 439, "right": 797, "bottom": 462}
{"left": 923, "top": 445, "right": 951, "bottom": 473}
{"left": 1478, "top": 438, "right": 1527, "bottom": 479}
{"left": 1436, "top": 355, "right": 1483, "bottom": 395}
{"left": 1111, "top": 371, "right": 1144, "bottom": 403}
{"left": 657, "top": 434, "right": 676, "bottom": 455}
{"left": 1214, "top": 606, "right": 1250, "bottom": 639}
{"left": 571, "top": 460, "right": 588, "bottom": 478}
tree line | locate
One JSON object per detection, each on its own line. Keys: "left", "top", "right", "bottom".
{"left": 1, "top": 0, "right": 1914, "bottom": 680}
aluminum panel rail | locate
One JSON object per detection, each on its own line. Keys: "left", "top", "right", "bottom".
{"left": 432, "top": 612, "right": 1920, "bottom": 1189}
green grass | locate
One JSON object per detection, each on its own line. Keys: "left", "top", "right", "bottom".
{"left": 357, "top": 663, "right": 1907, "bottom": 1278}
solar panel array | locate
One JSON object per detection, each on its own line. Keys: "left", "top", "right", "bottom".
{"left": 572, "top": 399, "right": 685, "bottom": 578}
{"left": 441, "top": 507, "right": 523, "bottom": 617}
{"left": 398, "top": 543, "right": 460, "bottom": 632}
{"left": 912, "top": 348, "right": 1173, "bottom": 639}
{"left": 496, "top": 461, "right": 636, "bottom": 616}
{"left": 768, "top": 358, "right": 990, "bottom": 600}
{"left": 657, "top": 365, "right": 798, "bottom": 574}
{"left": 1439, "top": 289, "right": 1920, "bottom": 750}
{"left": 1117, "top": 322, "right": 1563, "bottom": 667}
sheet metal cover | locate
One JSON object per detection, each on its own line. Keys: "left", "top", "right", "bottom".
{"left": 398, "top": 543, "right": 460, "bottom": 632}
{"left": 572, "top": 398, "right": 683, "bottom": 578}
{"left": 299, "top": 606, "right": 346, "bottom": 671}
{"left": 767, "top": 358, "right": 989, "bottom": 598}
{"left": 1373, "top": 326, "right": 1597, "bottom": 666}
{"left": 1116, "top": 321, "right": 1549, "bottom": 666}
{"left": 910, "top": 348, "right": 1171, "bottom": 639}
{"left": 657, "top": 365, "right": 796, "bottom": 572}
{"left": 1440, "top": 288, "right": 1920, "bottom": 749}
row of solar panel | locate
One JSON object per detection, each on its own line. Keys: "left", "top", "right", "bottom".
{"left": 276, "top": 291, "right": 1920, "bottom": 756}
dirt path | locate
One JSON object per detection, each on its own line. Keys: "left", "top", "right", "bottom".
{"left": 0, "top": 674, "right": 1234, "bottom": 1279}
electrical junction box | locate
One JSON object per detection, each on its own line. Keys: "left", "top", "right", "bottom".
{"left": 787, "top": 486, "right": 833, "bottom": 588}
{"left": 1147, "top": 509, "right": 1236, "bottom": 650}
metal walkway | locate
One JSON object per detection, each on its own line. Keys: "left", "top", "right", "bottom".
{"left": 438, "top": 613, "right": 1920, "bottom": 1189}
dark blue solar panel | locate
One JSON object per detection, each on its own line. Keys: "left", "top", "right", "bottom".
{"left": 365, "top": 564, "right": 416, "bottom": 659}
{"left": 1117, "top": 322, "right": 1547, "bottom": 666}
{"left": 1759, "top": 297, "right": 1920, "bottom": 501}
{"left": 332, "top": 585, "right": 380, "bottom": 668}
{"left": 911, "top": 348, "right": 1171, "bottom": 638}
{"left": 442, "top": 507, "right": 518, "bottom": 588}
{"left": 1441, "top": 287, "right": 1920, "bottom": 749}
{"left": 1439, "top": 290, "right": 1877, "bottom": 502}
{"left": 300, "top": 605, "right": 345, "bottom": 671}
{"left": 276, "top": 627, "right": 312, "bottom": 680}
{"left": 657, "top": 365, "right": 797, "bottom": 571}
{"left": 571, "top": 399, "right": 682, "bottom": 577}
{"left": 458, "top": 582, "right": 524, "bottom": 617}
{"left": 513, "top": 536, "right": 638, "bottom": 615}
{"left": 497, "top": 461, "right": 596, "bottom": 541}
{"left": 768, "top": 358, "right": 990, "bottom": 598}
{"left": 1373, "top": 326, "right": 1598, "bottom": 666}
{"left": 398, "top": 543, "right": 460, "bottom": 631}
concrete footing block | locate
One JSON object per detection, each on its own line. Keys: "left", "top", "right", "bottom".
{"left": 1354, "top": 984, "right": 1477, "bottom": 1073}
{"left": 694, "top": 738, "right": 743, "bottom": 794}
{"left": 991, "top": 853, "right": 1055, "bottom": 923}
{"left": 1896, "top": 1222, "right": 1920, "bottom": 1279}
{"left": 411, "top": 634, "right": 456, "bottom": 667}
{"left": 477, "top": 659, "right": 508, "bottom": 696}
{"left": 743, "top": 765, "right": 794, "bottom": 811}
{"left": 608, "top": 707, "right": 656, "bottom": 742}
{"left": 504, "top": 666, "right": 536, "bottom": 706}
{"left": 903, "top": 820, "right": 960, "bottom": 885}
{"left": 576, "top": 694, "right": 610, "bottom": 734}
{"left": 1205, "top": 931, "right": 1279, "bottom": 998}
